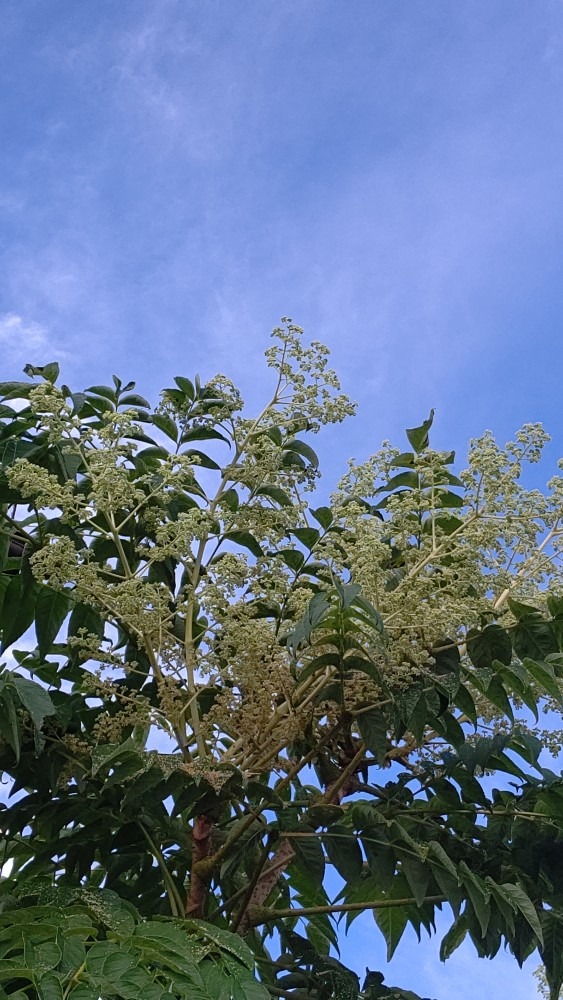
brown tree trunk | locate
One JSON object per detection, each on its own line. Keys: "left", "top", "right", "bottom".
{"left": 236, "top": 837, "right": 295, "bottom": 935}
{"left": 185, "top": 814, "right": 214, "bottom": 917}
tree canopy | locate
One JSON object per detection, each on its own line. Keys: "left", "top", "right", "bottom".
{"left": 1, "top": 322, "right": 563, "bottom": 998}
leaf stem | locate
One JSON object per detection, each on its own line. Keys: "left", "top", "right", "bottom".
{"left": 138, "top": 821, "right": 184, "bottom": 917}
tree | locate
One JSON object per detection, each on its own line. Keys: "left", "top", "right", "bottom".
{"left": 1, "top": 322, "right": 563, "bottom": 998}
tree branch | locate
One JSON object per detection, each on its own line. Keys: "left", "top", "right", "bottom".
{"left": 233, "top": 836, "right": 297, "bottom": 936}
{"left": 248, "top": 894, "right": 446, "bottom": 927}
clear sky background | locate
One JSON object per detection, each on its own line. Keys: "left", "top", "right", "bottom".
{"left": 2, "top": 1, "right": 563, "bottom": 996}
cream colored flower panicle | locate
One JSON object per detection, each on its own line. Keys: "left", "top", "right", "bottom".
{"left": 9, "top": 327, "right": 563, "bottom": 774}
{"left": 8, "top": 459, "right": 76, "bottom": 514}
{"left": 264, "top": 321, "right": 356, "bottom": 432}
{"left": 1, "top": 326, "right": 362, "bottom": 766}
{"left": 330, "top": 422, "right": 563, "bottom": 692}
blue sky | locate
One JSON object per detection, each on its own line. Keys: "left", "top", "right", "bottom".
{"left": 2, "top": 0, "right": 563, "bottom": 994}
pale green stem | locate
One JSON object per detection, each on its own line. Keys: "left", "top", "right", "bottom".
{"left": 493, "top": 519, "right": 561, "bottom": 613}
{"left": 383, "top": 512, "right": 479, "bottom": 627}
{"left": 138, "top": 822, "right": 184, "bottom": 917}
{"left": 183, "top": 360, "right": 289, "bottom": 759}
{"left": 63, "top": 961, "right": 87, "bottom": 998}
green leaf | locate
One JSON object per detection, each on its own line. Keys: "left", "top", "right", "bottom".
{"left": 292, "top": 527, "right": 320, "bottom": 550}
{"left": 277, "top": 548, "right": 304, "bottom": 572}
{"left": 435, "top": 489, "right": 464, "bottom": 509}
{"left": 183, "top": 449, "right": 221, "bottom": 470}
{"left": 85, "top": 941, "right": 136, "bottom": 980}
{"left": 0, "top": 573, "right": 13, "bottom": 608}
{"left": 406, "top": 410, "right": 434, "bottom": 453}
{"left": 488, "top": 750, "right": 526, "bottom": 780}
{"left": 511, "top": 730, "right": 542, "bottom": 766}
{"left": 86, "top": 384, "right": 116, "bottom": 402}
{"left": 37, "top": 973, "right": 63, "bottom": 1000}
{"left": 35, "top": 588, "right": 70, "bottom": 658}
{"left": 181, "top": 426, "right": 229, "bottom": 446}
{"left": 286, "top": 591, "right": 332, "bottom": 657}
{"left": 68, "top": 392, "right": 88, "bottom": 414}
{"left": 13, "top": 675, "right": 56, "bottom": 730}
{"left": 440, "top": 915, "right": 468, "bottom": 961}
{"left": 390, "top": 451, "right": 415, "bottom": 468}
{"left": 323, "top": 826, "right": 363, "bottom": 883}
{"left": 351, "top": 595, "right": 384, "bottom": 632}
{"left": 223, "top": 531, "right": 263, "bottom": 558}
{"left": 185, "top": 920, "right": 255, "bottom": 970}
{"left": 0, "top": 685, "right": 21, "bottom": 759}
{"left": 254, "top": 486, "right": 293, "bottom": 507}
{"left": 138, "top": 445, "right": 169, "bottom": 463}
{"left": 459, "top": 863, "right": 490, "bottom": 937}
{"left": 507, "top": 597, "right": 542, "bottom": 620}
{"left": 483, "top": 674, "right": 514, "bottom": 722}
{"left": 455, "top": 770, "right": 489, "bottom": 808}
{"left": 402, "top": 687, "right": 428, "bottom": 743}
{"left": 399, "top": 855, "right": 429, "bottom": 907}
{"left": 547, "top": 595, "right": 563, "bottom": 619}
{"left": 91, "top": 739, "right": 145, "bottom": 777}
{"left": 377, "top": 471, "right": 419, "bottom": 493}
{"left": 428, "top": 841, "right": 459, "bottom": 883}
{"left": 174, "top": 376, "right": 195, "bottom": 398}
{"left": 1, "top": 576, "right": 39, "bottom": 651}
{"left": 282, "top": 439, "right": 319, "bottom": 469}
{"left": 497, "top": 883, "right": 543, "bottom": 945}
{"left": 298, "top": 651, "right": 341, "bottom": 683}
{"left": 151, "top": 412, "right": 178, "bottom": 442}
{"left": 199, "top": 963, "right": 233, "bottom": 1000}
{"left": 523, "top": 658, "right": 563, "bottom": 703}
{"left": 219, "top": 957, "right": 270, "bottom": 1000}
{"left": 335, "top": 580, "right": 361, "bottom": 606}
{"left": 264, "top": 426, "right": 282, "bottom": 446}
{"left": 61, "top": 936, "right": 86, "bottom": 976}
{"left": 0, "top": 380, "right": 33, "bottom": 398}
{"left": 305, "top": 917, "right": 331, "bottom": 957}
{"left": 440, "top": 712, "right": 466, "bottom": 748}
{"left": 221, "top": 488, "right": 239, "bottom": 511}
{"left": 68, "top": 602, "right": 104, "bottom": 643}
{"left": 514, "top": 619, "right": 558, "bottom": 660}
{"left": 291, "top": 826, "right": 325, "bottom": 882}
{"left": 310, "top": 506, "right": 333, "bottom": 529}
{"left": 467, "top": 624, "right": 512, "bottom": 669}
{"left": 119, "top": 393, "right": 151, "bottom": 408}
{"left": 343, "top": 656, "right": 384, "bottom": 688}
{"left": 372, "top": 902, "right": 409, "bottom": 960}
{"left": 485, "top": 878, "right": 516, "bottom": 934}
{"left": 432, "top": 640, "right": 461, "bottom": 678}
{"left": 540, "top": 908, "right": 563, "bottom": 1000}
{"left": 428, "top": 842, "right": 463, "bottom": 915}
{"left": 130, "top": 922, "right": 201, "bottom": 976}
{"left": 23, "top": 362, "right": 60, "bottom": 384}
{"left": 0, "top": 530, "right": 11, "bottom": 576}
{"left": 80, "top": 888, "right": 136, "bottom": 935}
{"left": 453, "top": 683, "right": 477, "bottom": 726}
{"left": 357, "top": 708, "right": 388, "bottom": 764}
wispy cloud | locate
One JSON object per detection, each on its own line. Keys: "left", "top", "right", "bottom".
{"left": 0, "top": 312, "right": 64, "bottom": 366}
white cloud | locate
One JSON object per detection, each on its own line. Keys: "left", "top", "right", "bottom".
{"left": 0, "top": 313, "right": 71, "bottom": 371}
{"left": 0, "top": 312, "right": 54, "bottom": 362}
